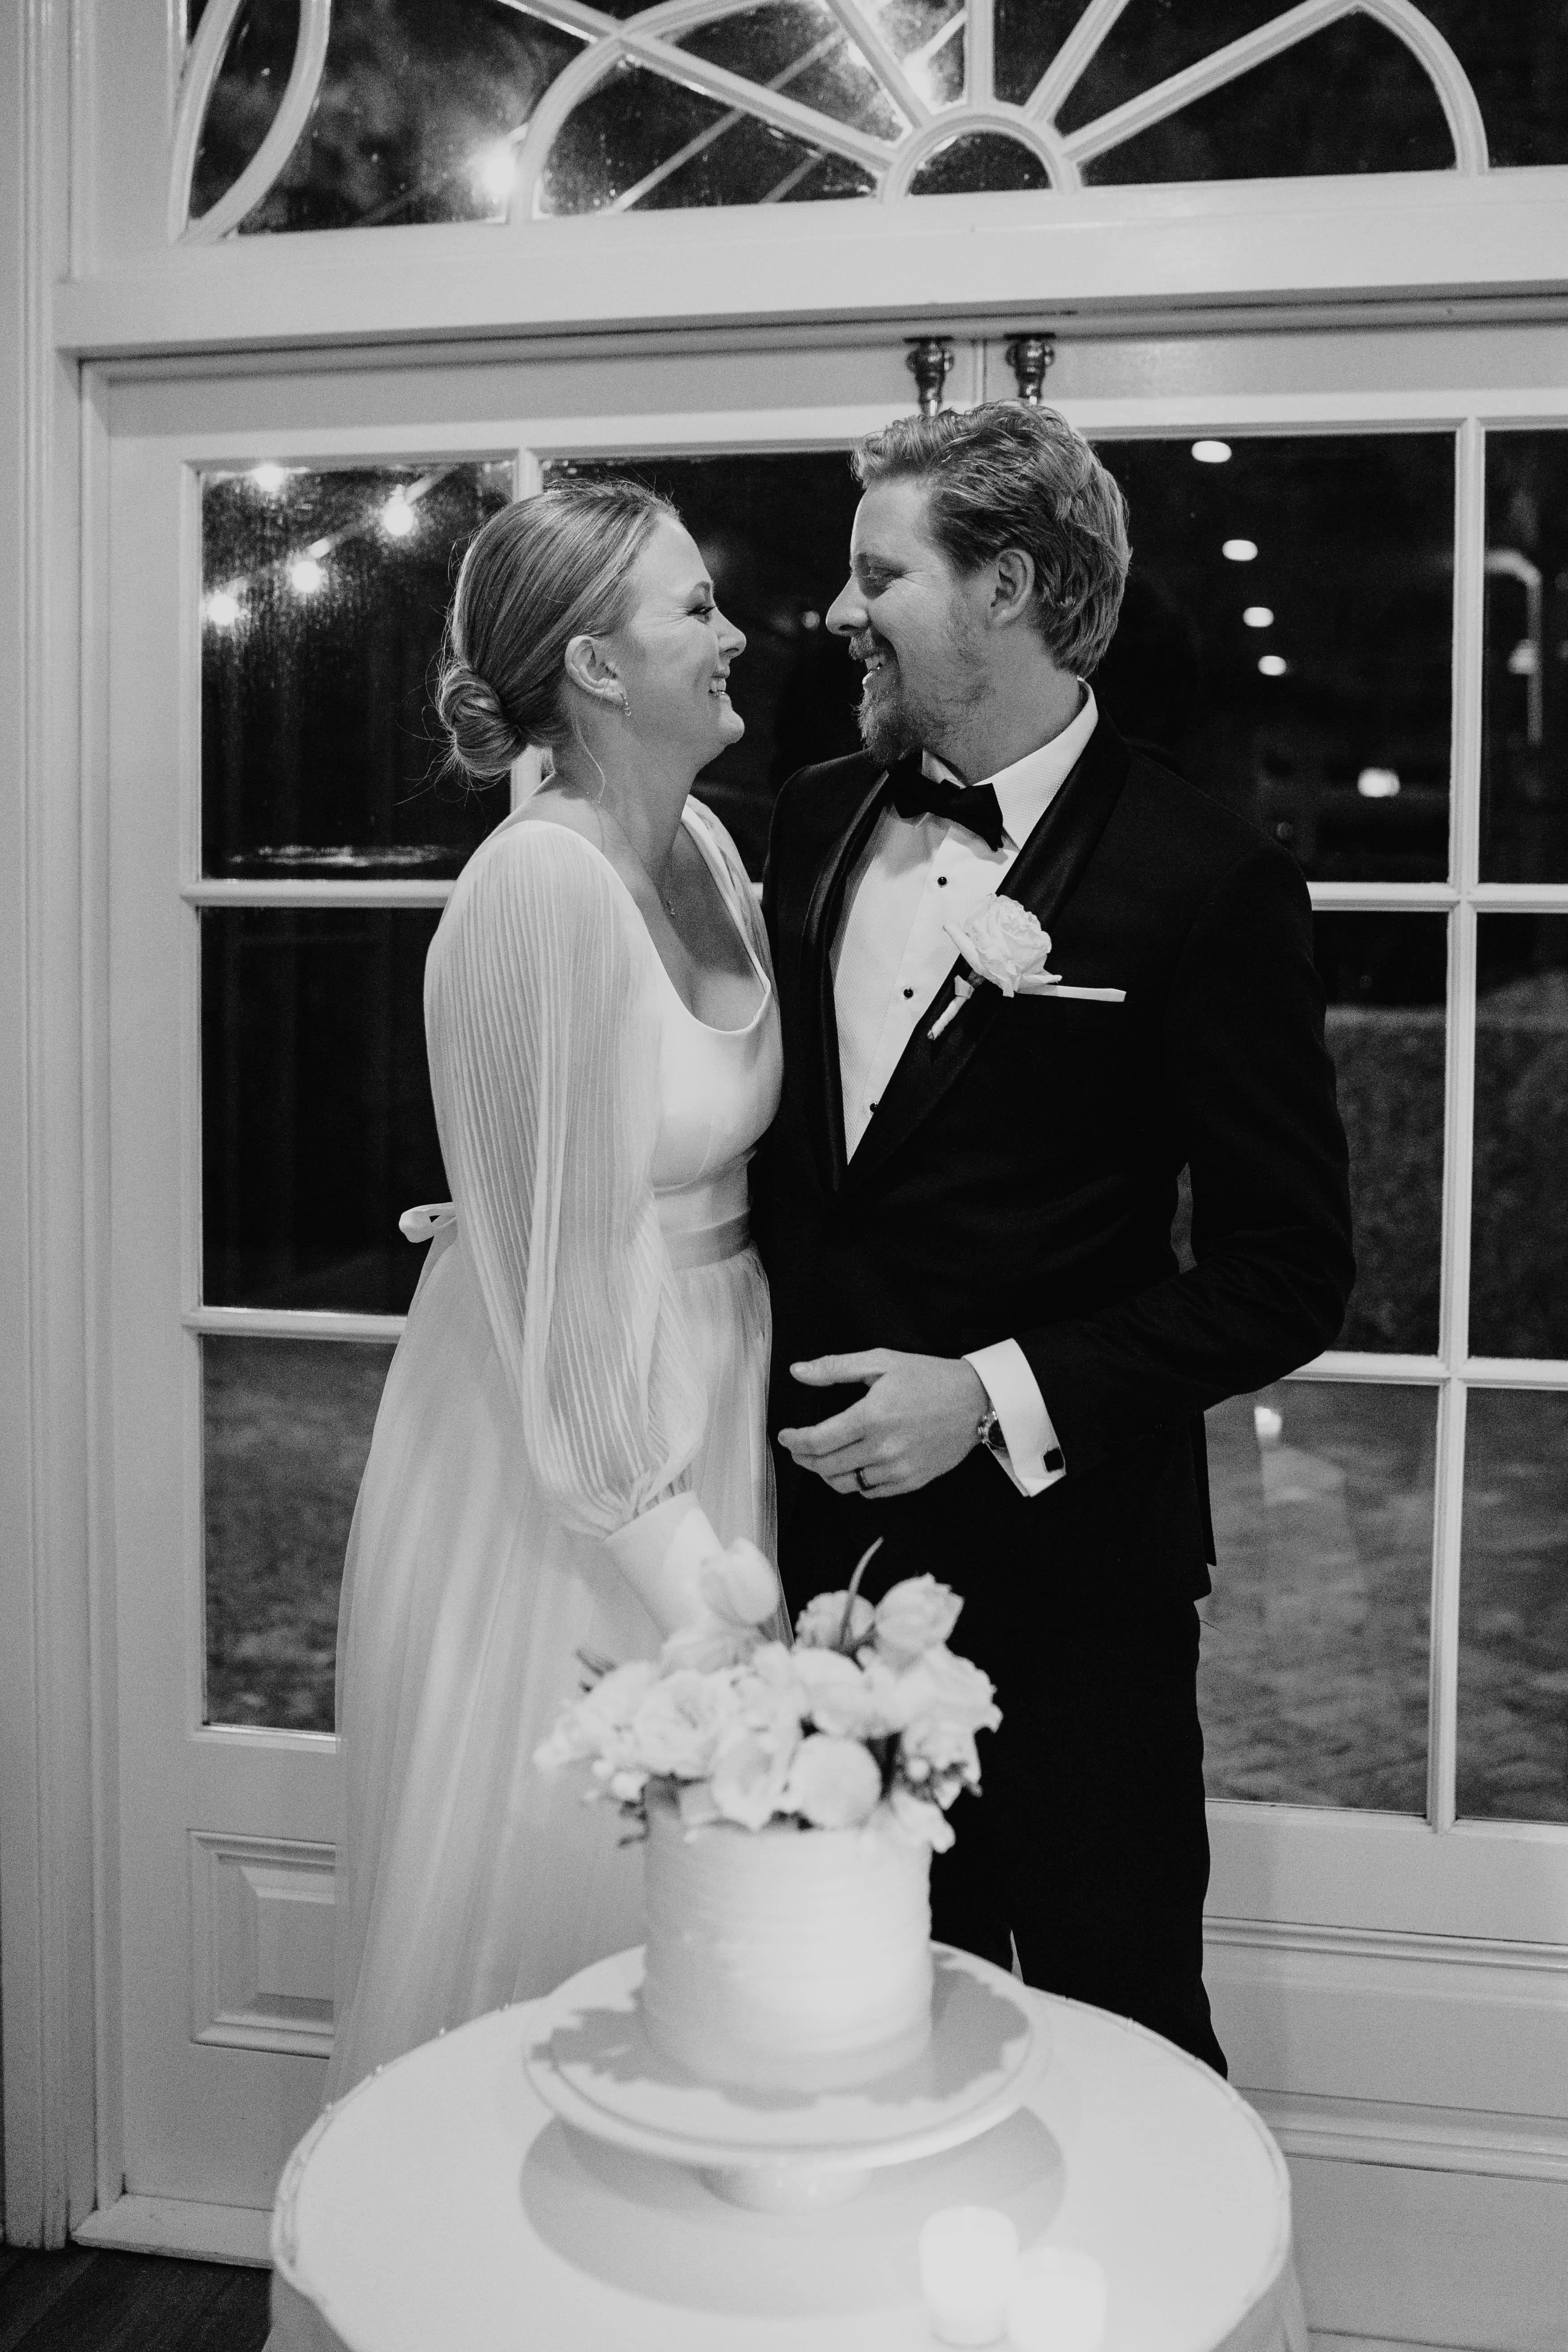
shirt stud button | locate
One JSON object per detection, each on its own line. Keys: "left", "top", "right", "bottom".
{"left": 903, "top": 987, "right": 913, "bottom": 999}
{"left": 936, "top": 875, "right": 948, "bottom": 887}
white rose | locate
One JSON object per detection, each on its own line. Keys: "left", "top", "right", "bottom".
{"left": 888, "top": 1786, "right": 956, "bottom": 1852}
{"left": 784, "top": 1733, "right": 884, "bottom": 1829}
{"left": 630, "top": 1670, "right": 738, "bottom": 1780}
{"left": 950, "top": 897, "right": 1053, "bottom": 995}
{"left": 792, "top": 1647, "right": 886, "bottom": 1739}
{"left": 709, "top": 1728, "right": 799, "bottom": 1830}
{"left": 872, "top": 1576, "right": 964, "bottom": 1666}
{"left": 888, "top": 1646, "right": 1001, "bottom": 1734}
{"left": 699, "top": 1537, "right": 784, "bottom": 1628}
{"left": 533, "top": 1659, "right": 660, "bottom": 1772}
{"left": 733, "top": 1642, "right": 813, "bottom": 1737}
{"left": 794, "top": 1590, "right": 876, "bottom": 1651}
{"left": 901, "top": 1715, "right": 982, "bottom": 1786}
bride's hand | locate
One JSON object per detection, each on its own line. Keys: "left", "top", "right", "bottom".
{"left": 780, "top": 1351, "right": 988, "bottom": 1499}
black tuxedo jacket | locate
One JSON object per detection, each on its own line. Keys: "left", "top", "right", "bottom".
{"left": 752, "top": 719, "right": 1355, "bottom": 1623}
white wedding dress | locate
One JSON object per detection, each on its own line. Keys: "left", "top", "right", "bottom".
{"left": 324, "top": 797, "right": 781, "bottom": 2104}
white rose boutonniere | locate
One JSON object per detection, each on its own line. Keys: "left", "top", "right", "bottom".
{"left": 928, "top": 893, "right": 1127, "bottom": 1037}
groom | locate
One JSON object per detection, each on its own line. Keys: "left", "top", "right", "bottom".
{"left": 750, "top": 403, "right": 1353, "bottom": 2072}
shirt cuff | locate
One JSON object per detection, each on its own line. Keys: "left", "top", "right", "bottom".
{"left": 603, "top": 1492, "right": 722, "bottom": 1633}
{"left": 962, "top": 1339, "right": 1067, "bottom": 1499}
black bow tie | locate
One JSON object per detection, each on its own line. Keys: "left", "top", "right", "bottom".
{"left": 888, "top": 768, "right": 1007, "bottom": 852}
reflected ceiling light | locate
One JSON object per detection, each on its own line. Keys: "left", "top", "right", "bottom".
{"left": 251, "top": 463, "right": 286, "bottom": 494}
{"left": 205, "top": 589, "right": 241, "bottom": 628}
{"left": 1257, "top": 653, "right": 1287, "bottom": 677}
{"left": 1191, "top": 439, "right": 1231, "bottom": 463}
{"left": 800, "top": 609, "right": 821, "bottom": 631}
{"left": 1507, "top": 639, "right": 1538, "bottom": 676}
{"left": 1242, "top": 605, "right": 1273, "bottom": 628}
{"left": 1357, "top": 767, "right": 1401, "bottom": 798}
{"left": 475, "top": 141, "right": 517, "bottom": 205}
{"left": 1222, "top": 537, "right": 1258, "bottom": 562}
{"left": 381, "top": 490, "right": 417, "bottom": 539}
{"left": 290, "top": 556, "right": 325, "bottom": 594}
{"left": 1254, "top": 1404, "right": 1283, "bottom": 1447}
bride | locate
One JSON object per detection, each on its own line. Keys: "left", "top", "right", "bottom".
{"left": 324, "top": 478, "right": 783, "bottom": 2101}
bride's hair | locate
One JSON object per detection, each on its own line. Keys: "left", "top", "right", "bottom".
{"left": 436, "top": 478, "right": 676, "bottom": 781}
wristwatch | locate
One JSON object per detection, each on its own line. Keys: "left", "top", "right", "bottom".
{"left": 975, "top": 1404, "right": 1007, "bottom": 1455}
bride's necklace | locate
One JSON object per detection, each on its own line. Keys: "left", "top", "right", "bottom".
{"left": 609, "top": 818, "right": 680, "bottom": 924}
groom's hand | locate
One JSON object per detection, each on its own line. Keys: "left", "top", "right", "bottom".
{"left": 780, "top": 1351, "right": 988, "bottom": 1499}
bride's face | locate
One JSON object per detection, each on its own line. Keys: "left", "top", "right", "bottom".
{"left": 611, "top": 518, "right": 747, "bottom": 763}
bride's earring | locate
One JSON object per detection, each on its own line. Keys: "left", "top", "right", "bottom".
{"left": 612, "top": 687, "right": 632, "bottom": 718}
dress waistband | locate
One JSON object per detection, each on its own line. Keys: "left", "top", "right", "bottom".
{"left": 398, "top": 1180, "right": 751, "bottom": 1272}
{"left": 655, "top": 1164, "right": 751, "bottom": 1272}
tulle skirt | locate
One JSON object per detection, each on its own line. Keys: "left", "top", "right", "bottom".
{"left": 322, "top": 1224, "right": 775, "bottom": 2104}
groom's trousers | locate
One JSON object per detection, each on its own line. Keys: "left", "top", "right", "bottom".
{"left": 780, "top": 1461, "right": 1227, "bottom": 2079}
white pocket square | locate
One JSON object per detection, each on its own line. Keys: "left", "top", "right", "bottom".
{"left": 1016, "top": 975, "right": 1126, "bottom": 1002}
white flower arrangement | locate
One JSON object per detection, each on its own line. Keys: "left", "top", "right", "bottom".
{"left": 534, "top": 1546, "right": 1001, "bottom": 1853}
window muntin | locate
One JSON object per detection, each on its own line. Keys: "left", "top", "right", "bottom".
{"left": 176, "top": 0, "right": 1568, "bottom": 241}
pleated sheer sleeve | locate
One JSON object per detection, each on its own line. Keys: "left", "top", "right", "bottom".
{"left": 423, "top": 819, "right": 707, "bottom": 1541}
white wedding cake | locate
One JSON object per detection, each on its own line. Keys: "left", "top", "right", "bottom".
{"left": 640, "top": 1794, "right": 935, "bottom": 2093}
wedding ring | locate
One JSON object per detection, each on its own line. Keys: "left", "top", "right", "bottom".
{"left": 854, "top": 1466, "right": 871, "bottom": 1493}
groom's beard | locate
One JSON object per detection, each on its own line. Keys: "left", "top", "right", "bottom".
{"left": 852, "top": 616, "right": 986, "bottom": 769}
{"left": 856, "top": 686, "right": 918, "bottom": 767}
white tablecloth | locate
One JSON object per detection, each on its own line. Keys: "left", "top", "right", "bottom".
{"left": 270, "top": 1973, "right": 1307, "bottom": 2352}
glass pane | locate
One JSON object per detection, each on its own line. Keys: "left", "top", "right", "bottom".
{"left": 1094, "top": 433, "right": 1454, "bottom": 884}
{"left": 542, "top": 61, "right": 876, "bottom": 214}
{"left": 1201, "top": 1380, "right": 1434, "bottom": 1812}
{"left": 202, "top": 460, "right": 513, "bottom": 879}
{"left": 1317, "top": 914, "right": 1448, "bottom": 1356}
{"left": 994, "top": 0, "right": 1092, "bottom": 108}
{"left": 1481, "top": 431, "right": 1568, "bottom": 884}
{"left": 203, "top": 909, "right": 446, "bottom": 1312}
{"left": 191, "top": 0, "right": 299, "bottom": 224}
{"left": 1421, "top": 0, "right": 1568, "bottom": 169}
{"left": 868, "top": 0, "right": 966, "bottom": 109}
{"left": 1458, "top": 1388, "right": 1568, "bottom": 1823}
{"left": 1063, "top": 5, "right": 1452, "bottom": 180}
{"left": 1471, "top": 915, "right": 1568, "bottom": 1360}
{"left": 546, "top": 454, "right": 864, "bottom": 876}
{"left": 228, "top": 0, "right": 584, "bottom": 232}
{"left": 909, "top": 132, "right": 1051, "bottom": 195}
{"left": 678, "top": 4, "right": 908, "bottom": 140}
{"left": 204, "top": 1336, "right": 392, "bottom": 1729}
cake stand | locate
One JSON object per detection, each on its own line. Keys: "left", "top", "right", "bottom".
{"left": 523, "top": 1943, "right": 1046, "bottom": 2213}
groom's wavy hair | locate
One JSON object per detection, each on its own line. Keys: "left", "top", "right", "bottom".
{"left": 437, "top": 476, "right": 677, "bottom": 783}
{"left": 851, "top": 403, "right": 1131, "bottom": 676}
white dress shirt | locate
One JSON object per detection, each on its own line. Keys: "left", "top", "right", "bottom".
{"left": 831, "top": 688, "right": 1099, "bottom": 1497}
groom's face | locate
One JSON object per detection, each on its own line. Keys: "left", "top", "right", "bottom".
{"left": 827, "top": 478, "right": 987, "bottom": 766}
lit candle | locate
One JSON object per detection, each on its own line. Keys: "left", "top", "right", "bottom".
{"left": 918, "top": 2206, "right": 1020, "bottom": 2347}
{"left": 1004, "top": 2247, "right": 1109, "bottom": 2352}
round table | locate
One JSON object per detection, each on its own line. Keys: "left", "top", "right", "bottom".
{"left": 270, "top": 1972, "right": 1307, "bottom": 2352}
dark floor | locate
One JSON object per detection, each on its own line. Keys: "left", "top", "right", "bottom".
{"left": 0, "top": 2246, "right": 270, "bottom": 2352}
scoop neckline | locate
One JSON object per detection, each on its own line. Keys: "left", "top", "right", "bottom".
{"left": 497, "top": 802, "right": 772, "bottom": 1038}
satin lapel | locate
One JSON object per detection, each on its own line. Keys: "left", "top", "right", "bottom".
{"left": 797, "top": 758, "right": 910, "bottom": 1193}
{"left": 843, "top": 720, "right": 1132, "bottom": 1197}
